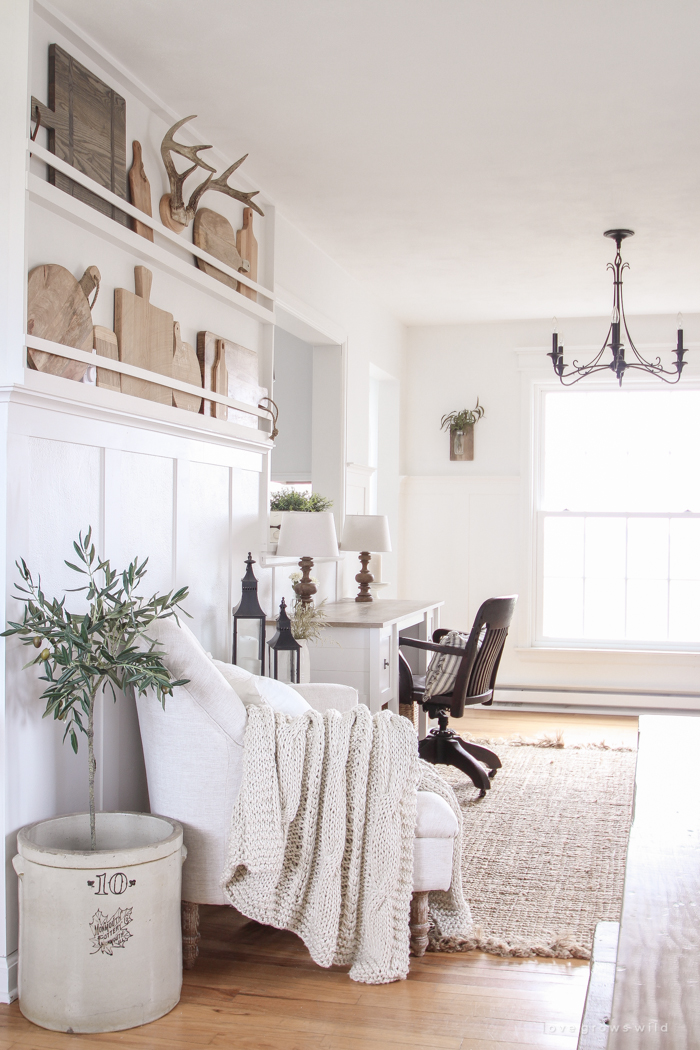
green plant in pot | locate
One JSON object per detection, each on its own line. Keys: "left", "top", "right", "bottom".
{"left": 440, "top": 399, "right": 485, "bottom": 461}
{"left": 3, "top": 526, "right": 189, "bottom": 850}
{"left": 269, "top": 489, "right": 333, "bottom": 513}
{"left": 268, "top": 490, "right": 333, "bottom": 548}
{"left": 4, "top": 528, "right": 192, "bottom": 1033}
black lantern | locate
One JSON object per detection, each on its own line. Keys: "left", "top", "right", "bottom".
{"left": 232, "top": 553, "right": 267, "bottom": 675}
{"left": 267, "top": 598, "right": 301, "bottom": 683}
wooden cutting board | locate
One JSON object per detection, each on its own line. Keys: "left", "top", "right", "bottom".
{"left": 94, "top": 326, "right": 120, "bottom": 391}
{"left": 196, "top": 331, "right": 266, "bottom": 425}
{"left": 172, "top": 322, "right": 202, "bottom": 413}
{"left": 235, "top": 208, "right": 258, "bottom": 301}
{"left": 27, "top": 264, "right": 94, "bottom": 381}
{"left": 32, "top": 44, "right": 128, "bottom": 227}
{"left": 193, "top": 209, "right": 242, "bottom": 291}
{"left": 128, "top": 141, "right": 153, "bottom": 242}
{"left": 115, "top": 267, "right": 173, "bottom": 404}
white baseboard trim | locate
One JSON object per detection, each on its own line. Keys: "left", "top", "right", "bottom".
{"left": 0, "top": 951, "right": 18, "bottom": 1003}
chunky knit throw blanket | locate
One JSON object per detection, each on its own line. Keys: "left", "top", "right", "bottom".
{"left": 221, "top": 704, "right": 471, "bottom": 984}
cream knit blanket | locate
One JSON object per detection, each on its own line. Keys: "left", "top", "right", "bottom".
{"left": 221, "top": 704, "right": 471, "bottom": 984}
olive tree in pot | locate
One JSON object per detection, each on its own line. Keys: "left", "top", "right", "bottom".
{"left": 3, "top": 528, "right": 190, "bottom": 1034}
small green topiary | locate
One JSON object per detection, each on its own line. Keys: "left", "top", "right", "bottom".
{"left": 269, "top": 489, "right": 333, "bottom": 512}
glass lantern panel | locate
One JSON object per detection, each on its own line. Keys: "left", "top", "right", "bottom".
{"left": 271, "top": 649, "right": 299, "bottom": 684}
{"left": 234, "top": 619, "right": 264, "bottom": 675}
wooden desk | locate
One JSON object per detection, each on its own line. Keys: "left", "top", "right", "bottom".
{"left": 308, "top": 599, "right": 443, "bottom": 713}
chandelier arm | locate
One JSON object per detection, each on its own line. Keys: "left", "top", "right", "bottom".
{"left": 556, "top": 363, "right": 619, "bottom": 386}
{"left": 623, "top": 361, "right": 684, "bottom": 381}
{"left": 621, "top": 308, "right": 683, "bottom": 377}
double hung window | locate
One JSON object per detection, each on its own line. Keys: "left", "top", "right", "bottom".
{"left": 537, "top": 389, "right": 700, "bottom": 648}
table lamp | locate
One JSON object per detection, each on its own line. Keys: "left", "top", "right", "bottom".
{"left": 276, "top": 510, "right": 339, "bottom": 606}
{"left": 340, "top": 515, "right": 392, "bottom": 602}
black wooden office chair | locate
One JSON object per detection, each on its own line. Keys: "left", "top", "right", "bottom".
{"left": 399, "top": 595, "right": 517, "bottom": 796}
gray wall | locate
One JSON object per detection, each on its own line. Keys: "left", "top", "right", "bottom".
{"left": 271, "top": 328, "right": 313, "bottom": 483}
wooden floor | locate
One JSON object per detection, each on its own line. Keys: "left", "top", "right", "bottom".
{"left": 607, "top": 715, "right": 700, "bottom": 1050}
{"left": 0, "top": 710, "right": 638, "bottom": 1050}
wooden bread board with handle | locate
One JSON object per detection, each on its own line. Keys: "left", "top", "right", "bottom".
{"left": 236, "top": 208, "right": 258, "bottom": 301}
{"left": 128, "top": 141, "right": 154, "bottom": 242}
{"left": 172, "top": 322, "right": 202, "bottom": 413}
{"left": 193, "top": 208, "right": 242, "bottom": 290}
{"left": 93, "top": 325, "right": 120, "bottom": 391}
{"left": 114, "top": 266, "right": 173, "bottom": 404}
{"left": 196, "top": 331, "right": 267, "bottom": 426}
{"left": 27, "top": 264, "right": 95, "bottom": 381}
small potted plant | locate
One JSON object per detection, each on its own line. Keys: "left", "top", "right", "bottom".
{"left": 440, "top": 399, "right": 485, "bottom": 461}
{"left": 269, "top": 489, "right": 333, "bottom": 548}
{"left": 4, "top": 528, "right": 190, "bottom": 1033}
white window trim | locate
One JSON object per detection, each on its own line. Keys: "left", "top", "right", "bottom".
{"left": 515, "top": 344, "right": 700, "bottom": 655}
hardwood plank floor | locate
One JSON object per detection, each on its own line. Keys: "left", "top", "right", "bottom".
{"left": 0, "top": 710, "right": 636, "bottom": 1050}
{"left": 607, "top": 714, "right": 700, "bottom": 1050}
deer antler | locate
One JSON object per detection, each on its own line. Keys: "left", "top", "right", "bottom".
{"left": 207, "top": 156, "right": 265, "bottom": 217}
{"left": 160, "top": 115, "right": 216, "bottom": 228}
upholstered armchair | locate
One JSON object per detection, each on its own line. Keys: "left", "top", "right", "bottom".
{"left": 135, "top": 616, "right": 460, "bottom": 968}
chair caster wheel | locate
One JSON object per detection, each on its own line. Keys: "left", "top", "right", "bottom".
{"left": 488, "top": 769, "right": 498, "bottom": 778}
{"left": 478, "top": 789, "right": 486, "bottom": 799}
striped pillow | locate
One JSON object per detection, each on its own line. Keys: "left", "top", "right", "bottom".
{"left": 423, "top": 631, "right": 469, "bottom": 700}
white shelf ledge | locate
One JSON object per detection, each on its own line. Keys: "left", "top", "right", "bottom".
{"left": 28, "top": 169, "right": 275, "bottom": 326}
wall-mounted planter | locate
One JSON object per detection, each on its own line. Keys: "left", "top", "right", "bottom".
{"left": 441, "top": 400, "right": 484, "bottom": 462}
{"left": 450, "top": 426, "right": 474, "bottom": 461}
{"left": 13, "top": 812, "right": 185, "bottom": 1033}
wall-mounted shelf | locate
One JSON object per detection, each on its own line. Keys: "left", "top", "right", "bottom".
{"left": 23, "top": 334, "right": 275, "bottom": 450}
{"left": 28, "top": 142, "right": 275, "bottom": 324}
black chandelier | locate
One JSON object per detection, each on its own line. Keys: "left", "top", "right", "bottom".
{"left": 548, "top": 229, "right": 687, "bottom": 386}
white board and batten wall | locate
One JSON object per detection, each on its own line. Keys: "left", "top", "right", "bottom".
{"left": 0, "top": 0, "right": 279, "bottom": 1003}
{"left": 401, "top": 317, "right": 700, "bottom": 711}
{"left": 0, "top": 0, "right": 406, "bottom": 1003}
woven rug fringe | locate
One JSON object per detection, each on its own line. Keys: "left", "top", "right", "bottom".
{"left": 428, "top": 926, "right": 591, "bottom": 960}
{"left": 464, "top": 732, "right": 635, "bottom": 752}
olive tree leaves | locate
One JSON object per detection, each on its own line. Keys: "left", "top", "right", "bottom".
{"left": 2, "top": 527, "right": 190, "bottom": 848}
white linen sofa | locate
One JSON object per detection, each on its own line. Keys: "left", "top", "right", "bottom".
{"left": 135, "top": 616, "right": 458, "bottom": 966}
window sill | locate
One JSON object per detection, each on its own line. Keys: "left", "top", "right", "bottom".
{"left": 515, "top": 646, "right": 700, "bottom": 663}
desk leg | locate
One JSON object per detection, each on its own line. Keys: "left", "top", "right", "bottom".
{"left": 388, "top": 623, "right": 399, "bottom": 714}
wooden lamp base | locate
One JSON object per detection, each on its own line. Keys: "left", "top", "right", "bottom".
{"left": 355, "top": 551, "right": 374, "bottom": 602}
{"left": 293, "top": 556, "right": 317, "bottom": 606}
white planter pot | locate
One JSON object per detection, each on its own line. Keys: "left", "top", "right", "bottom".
{"left": 298, "top": 638, "right": 311, "bottom": 684}
{"left": 269, "top": 511, "right": 283, "bottom": 550}
{"left": 13, "top": 811, "right": 185, "bottom": 1034}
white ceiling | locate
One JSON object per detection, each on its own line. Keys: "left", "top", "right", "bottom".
{"left": 52, "top": 0, "right": 700, "bottom": 325}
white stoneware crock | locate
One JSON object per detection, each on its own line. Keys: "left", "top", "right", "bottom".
{"left": 13, "top": 811, "right": 185, "bottom": 1033}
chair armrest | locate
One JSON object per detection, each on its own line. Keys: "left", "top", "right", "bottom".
{"left": 400, "top": 637, "right": 468, "bottom": 659}
{"left": 291, "top": 683, "right": 359, "bottom": 714}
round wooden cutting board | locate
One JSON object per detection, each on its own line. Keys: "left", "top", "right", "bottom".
{"left": 193, "top": 208, "right": 242, "bottom": 291}
{"left": 27, "top": 264, "right": 93, "bottom": 381}
{"left": 172, "top": 322, "right": 203, "bottom": 413}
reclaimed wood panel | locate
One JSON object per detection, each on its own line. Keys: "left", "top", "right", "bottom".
{"left": 32, "top": 43, "right": 128, "bottom": 227}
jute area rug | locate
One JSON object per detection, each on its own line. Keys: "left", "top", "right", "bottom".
{"left": 430, "top": 738, "right": 637, "bottom": 960}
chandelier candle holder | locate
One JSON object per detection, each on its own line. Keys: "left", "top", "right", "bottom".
{"left": 276, "top": 511, "right": 339, "bottom": 607}
{"left": 340, "top": 515, "right": 392, "bottom": 603}
{"left": 549, "top": 229, "right": 687, "bottom": 386}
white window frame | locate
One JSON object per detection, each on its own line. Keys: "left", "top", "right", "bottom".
{"left": 528, "top": 375, "right": 700, "bottom": 652}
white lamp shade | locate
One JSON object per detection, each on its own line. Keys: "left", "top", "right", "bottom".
{"left": 340, "top": 514, "right": 392, "bottom": 553}
{"left": 276, "top": 511, "right": 339, "bottom": 557}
